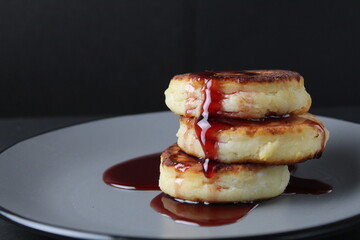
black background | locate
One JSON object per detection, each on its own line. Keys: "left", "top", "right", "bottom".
{"left": 0, "top": 0, "right": 359, "bottom": 117}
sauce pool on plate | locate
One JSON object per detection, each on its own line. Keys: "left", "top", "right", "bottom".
{"left": 103, "top": 153, "right": 332, "bottom": 226}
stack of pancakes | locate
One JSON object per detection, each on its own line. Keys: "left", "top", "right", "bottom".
{"left": 160, "top": 70, "right": 329, "bottom": 203}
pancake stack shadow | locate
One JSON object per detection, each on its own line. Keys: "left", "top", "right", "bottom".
{"left": 160, "top": 70, "right": 329, "bottom": 203}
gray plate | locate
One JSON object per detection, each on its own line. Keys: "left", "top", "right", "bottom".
{"left": 0, "top": 112, "right": 359, "bottom": 239}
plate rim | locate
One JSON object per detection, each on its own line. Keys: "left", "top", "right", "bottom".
{"left": 1, "top": 205, "right": 360, "bottom": 240}
{"left": 0, "top": 112, "right": 359, "bottom": 239}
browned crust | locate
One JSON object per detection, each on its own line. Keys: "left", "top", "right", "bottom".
{"left": 179, "top": 147, "right": 325, "bottom": 165}
{"left": 172, "top": 70, "right": 301, "bottom": 84}
{"left": 161, "top": 144, "right": 268, "bottom": 174}
{"left": 179, "top": 113, "right": 325, "bottom": 137}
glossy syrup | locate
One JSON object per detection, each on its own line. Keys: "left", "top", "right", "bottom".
{"left": 103, "top": 154, "right": 332, "bottom": 226}
{"left": 103, "top": 153, "right": 161, "bottom": 190}
{"left": 285, "top": 176, "right": 332, "bottom": 195}
{"left": 190, "top": 72, "right": 264, "bottom": 176}
{"left": 150, "top": 193, "right": 258, "bottom": 226}
{"left": 193, "top": 77, "right": 226, "bottom": 177}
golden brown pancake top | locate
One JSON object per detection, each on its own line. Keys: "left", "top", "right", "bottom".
{"left": 161, "top": 144, "right": 266, "bottom": 173}
{"left": 173, "top": 70, "right": 301, "bottom": 83}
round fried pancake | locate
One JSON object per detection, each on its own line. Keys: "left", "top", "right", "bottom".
{"left": 165, "top": 70, "right": 311, "bottom": 119}
{"left": 159, "top": 144, "right": 290, "bottom": 203}
{"left": 177, "top": 113, "right": 329, "bottom": 164}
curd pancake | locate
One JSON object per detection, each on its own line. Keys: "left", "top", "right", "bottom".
{"left": 159, "top": 144, "right": 290, "bottom": 203}
{"left": 177, "top": 113, "right": 329, "bottom": 164}
{"left": 164, "top": 70, "right": 311, "bottom": 119}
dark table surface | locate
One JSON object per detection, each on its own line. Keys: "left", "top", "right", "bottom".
{"left": 0, "top": 107, "right": 359, "bottom": 240}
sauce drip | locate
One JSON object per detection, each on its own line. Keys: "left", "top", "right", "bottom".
{"left": 189, "top": 71, "right": 263, "bottom": 177}
{"left": 200, "top": 158, "right": 218, "bottom": 178}
{"left": 194, "top": 79, "right": 224, "bottom": 159}
{"left": 193, "top": 78, "right": 225, "bottom": 177}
